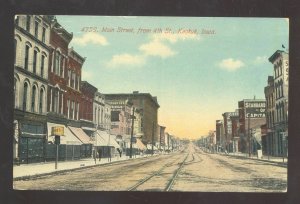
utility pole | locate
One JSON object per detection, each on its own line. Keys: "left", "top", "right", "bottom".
{"left": 130, "top": 107, "right": 135, "bottom": 158}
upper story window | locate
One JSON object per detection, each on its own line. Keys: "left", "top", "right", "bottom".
{"left": 42, "top": 27, "right": 46, "bottom": 43}
{"left": 26, "top": 15, "right": 31, "bottom": 32}
{"left": 23, "top": 83, "right": 28, "bottom": 111}
{"left": 31, "top": 86, "right": 36, "bottom": 112}
{"left": 55, "top": 51, "right": 61, "bottom": 75}
{"left": 68, "top": 70, "right": 71, "bottom": 86}
{"left": 34, "top": 21, "right": 39, "bottom": 38}
{"left": 33, "top": 50, "right": 37, "bottom": 74}
{"left": 41, "top": 55, "right": 45, "bottom": 78}
{"left": 15, "top": 16, "right": 19, "bottom": 26}
{"left": 39, "top": 89, "right": 44, "bottom": 114}
{"left": 24, "top": 45, "right": 30, "bottom": 70}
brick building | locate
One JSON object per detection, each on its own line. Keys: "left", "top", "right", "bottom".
{"left": 238, "top": 99, "right": 266, "bottom": 154}
{"left": 230, "top": 114, "right": 240, "bottom": 152}
{"left": 158, "top": 125, "right": 166, "bottom": 150}
{"left": 265, "top": 50, "right": 289, "bottom": 156}
{"left": 222, "top": 111, "right": 238, "bottom": 152}
{"left": 47, "top": 15, "right": 72, "bottom": 118}
{"left": 105, "top": 91, "right": 160, "bottom": 144}
{"left": 80, "top": 81, "right": 97, "bottom": 123}
{"left": 66, "top": 48, "right": 85, "bottom": 121}
{"left": 215, "top": 120, "right": 224, "bottom": 151}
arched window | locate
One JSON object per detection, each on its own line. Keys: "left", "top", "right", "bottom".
{"left": 33, "top": 50, "right": 37, "bottom": 74}
{"left": 23, "top": 83, "right": 28, "bottom": 111}
{"left": 39, "top": 89, "right": 44, "bottom": 113}
{"left": 55, "top": 51, "right": 61, "bottom": 75}
{"left": 41, "top": 55, "right": 45, "bottom": 78}
{"left": 31, "top": 86, "right": 36, "bottom": 112}
{"left": 24, "top": 45, "right": 30, "bottom": 70}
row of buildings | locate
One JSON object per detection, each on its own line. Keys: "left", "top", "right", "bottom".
{"left": 13, "top": 15, "right": 180, "bottom": 164}
{"left": 199, "top": 50, "right": 288, "bottom": 157}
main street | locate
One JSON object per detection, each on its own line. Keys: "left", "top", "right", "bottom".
{"left": 14, "top": 143, "right": 287, "bottom": 192}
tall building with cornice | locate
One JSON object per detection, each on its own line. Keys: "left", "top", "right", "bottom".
{"left": 105, "top": 91, "right": 160, "bottom": 144}
{"left": 14, "top": 15, "right": 51, "bottom": 163}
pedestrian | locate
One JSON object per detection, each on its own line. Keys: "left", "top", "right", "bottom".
{"left": 98, "top": 148, "right": 102, "bottom": 161}
{"left": 117, "top": 148, "right": 122, "bottom": 157}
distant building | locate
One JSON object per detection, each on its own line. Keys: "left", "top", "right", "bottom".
{"left": 238, "top": 99, "right": 266, "bottom": 154}
{"left": 109, "top": 99, "right": 132, "bottom": 136}
{"left": 105, "top": 91, "right": 160, "bottom": 144}
{"left": 215, "top": 120, "right": 224, "bottom": 151}
{"left": 265, "top": 50, "right": 289, "bottom": 156}
{"left": 80, "top": 81, "right": 97, "bottom": 124}
{"left": 157, "top": 125, "right": 166, "bottom": 150}
{"left": 222, "top": 111, "right": 238, "bottom": 152}
{"left": 230, "top": 114, "right": 240, "bottom": 152}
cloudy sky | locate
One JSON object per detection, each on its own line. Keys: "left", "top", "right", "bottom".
{"left": 56, "top": 16, "right": 289, "bottom": 139}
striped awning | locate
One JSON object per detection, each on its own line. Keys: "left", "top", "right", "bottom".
{"left": 68, "top": 126, "right": 92, "bottom": 144}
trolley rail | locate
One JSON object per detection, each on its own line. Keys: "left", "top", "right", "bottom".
{"left": 127, "top": 153, "right": 190, "bottom": 191}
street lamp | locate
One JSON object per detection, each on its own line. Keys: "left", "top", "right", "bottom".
{"left": 129, "top": 106, "right": 135, "bottom": 159}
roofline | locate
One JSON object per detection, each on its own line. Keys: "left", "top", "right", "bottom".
{"left": 268, "top": 50, "right": 287, "bottom": 63}
{"left": 104, "top": 93, "right": 160, "bottom": 108}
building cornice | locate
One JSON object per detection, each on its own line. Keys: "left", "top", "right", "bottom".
{"left": 15, "top": 25, "right": 51, "bottom": 52}
{"left": 15, "top": 66, "right": 48, "bottom": 84}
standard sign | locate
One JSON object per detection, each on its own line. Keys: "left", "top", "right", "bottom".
{"left": 51, "top": 126, "right": 64, "bottom": 136}
{"left": 245, "top": 102, "right": 266, "bottom": 118}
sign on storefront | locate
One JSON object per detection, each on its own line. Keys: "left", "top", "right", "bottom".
{"left": 51, "top": 126, "right": 64, "bottom": 136}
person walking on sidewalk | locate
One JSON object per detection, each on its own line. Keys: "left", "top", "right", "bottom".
{"left": 98, "top": 148, "right": 102, "bottom": 161}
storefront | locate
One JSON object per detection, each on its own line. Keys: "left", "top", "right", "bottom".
{"left": 68, "top": 126, "right": 93, "bottom": 158}
{"left": 46, "top": 122, "right": 83, "bottom": 161}
{"left": 18, "top": 119, "right": 47, "bottom": 164}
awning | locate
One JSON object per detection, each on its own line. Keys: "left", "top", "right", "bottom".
{"left": 136, "top": 138, "right": 147, "bottom": 150}
{"left": 68, "top": 126, "right": 92, "bottom": 144}
{"left": 47, "top": 123, "right": 82, "bottom": 145}
{"left": 82, "top": 126, "right": 97, "bottom": 132}
{"left": 94, "top": 131, "right": 107, "bottom": 146}
{"left": 96, "top": 130, "right": 120, "bottom": 148}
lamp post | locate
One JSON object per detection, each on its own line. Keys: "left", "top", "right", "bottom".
{"left": 129, "top": 107, "right": 135, "bottom": 159}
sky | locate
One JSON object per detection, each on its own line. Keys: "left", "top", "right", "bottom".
{"left": 56, "top": 16, "right": 289, "bottom": 139}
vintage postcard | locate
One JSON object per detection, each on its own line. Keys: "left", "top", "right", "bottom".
{"left": 13, "top": 15, "right": 288, "bottom": 192}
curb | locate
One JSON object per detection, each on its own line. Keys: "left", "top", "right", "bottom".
{"left": 13, "top": 154, "right": 158, "bottom": 181}
{"left": 224, "top": 154, "right": 287, "bottom": 167}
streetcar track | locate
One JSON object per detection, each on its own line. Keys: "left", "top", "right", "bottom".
{"left": 127, "top": 153, "right": 188, "bottom": 191}
{"left": 165, "top": 153, "right": 190, "bottom": 191}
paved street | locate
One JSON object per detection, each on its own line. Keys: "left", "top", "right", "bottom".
{"left": 14, "top": 143, "right": 287, "bottom": 192}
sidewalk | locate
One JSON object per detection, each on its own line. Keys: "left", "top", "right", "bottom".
{"left": 13, "top": 154, "right": 154, "bottom": 180}
{"left": 223, "top": 152, "right": 288, "bottom": 165}
{"left": 200, "top": 148, "right": 287, "bottom": 165}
